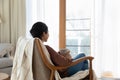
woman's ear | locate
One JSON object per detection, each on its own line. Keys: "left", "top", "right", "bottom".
{"left": 43, "top": 32, "right": 46, "bottom": 36}
{"left": 40, "top": 32, "right": 44, "bottom": 39}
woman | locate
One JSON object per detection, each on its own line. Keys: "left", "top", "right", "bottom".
{"left": 30, "top": 22, "right": 88, "bottom": 77}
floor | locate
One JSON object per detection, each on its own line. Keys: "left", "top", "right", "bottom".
{"left": 99, "top": 78, "right": 120, "bottom": 80}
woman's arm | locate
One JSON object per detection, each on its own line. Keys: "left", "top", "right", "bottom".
{"left": 45, "top": 45, "right": 72, "bottom": 66}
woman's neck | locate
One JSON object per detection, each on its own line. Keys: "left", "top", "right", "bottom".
{"left": 41, "top": 40, "right": 44, "bottom": 43}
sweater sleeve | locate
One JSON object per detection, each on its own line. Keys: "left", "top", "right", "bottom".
{"left": 45, "top": 45, "right": 72, "bottom": 66}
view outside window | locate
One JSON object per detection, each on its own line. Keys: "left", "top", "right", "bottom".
{"left": 66, "top": 0, "right": 92, "bottom": 57}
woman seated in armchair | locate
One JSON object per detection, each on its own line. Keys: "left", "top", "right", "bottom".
{"left": 30, "top": 22, "right": 89, "bottom": 77}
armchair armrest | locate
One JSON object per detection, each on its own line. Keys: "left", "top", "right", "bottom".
{"left": 52, "top": 56, "right": 94, "bottom": 70}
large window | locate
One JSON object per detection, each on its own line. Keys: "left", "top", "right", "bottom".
{"left": 60, "top": 0, "right": 94, "bottom": 57}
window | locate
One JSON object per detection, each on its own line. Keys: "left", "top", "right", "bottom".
{"left": 60, "top": 0, "right": 94, "bottom": 57}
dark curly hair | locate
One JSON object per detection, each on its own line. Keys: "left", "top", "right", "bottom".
{"left": 30, "top": 22, "right": 48, "bottom": 39}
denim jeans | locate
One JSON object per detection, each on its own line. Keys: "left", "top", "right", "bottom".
{"left": 67, "top": 53, "right": 88, "bottom": 76}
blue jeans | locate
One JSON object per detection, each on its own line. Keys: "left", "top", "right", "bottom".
{"left": 67, "top": 53, "right": 88, "bottom": 76}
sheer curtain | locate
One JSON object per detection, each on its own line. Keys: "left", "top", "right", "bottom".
{"left": 10, "top": 0, "right": 26, "bottom": 44}
{"left": 26, "top": 0, "right": 59, "bottom": 50}
{"left": 93, "top": 0, "right": 120, "bottom": 78}
{"left": 0, "top": 0, "right": 26, "bottom": 44}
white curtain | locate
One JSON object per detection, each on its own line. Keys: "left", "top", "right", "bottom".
{"left": 0, "top": 0, "right": 26, "bottom": 44}
{"left": 93, "top": 0, "right": 120, "bottom": 78}
{"left": 26, "top": 0, "right": 59, "bottom": 50}
{"left": 0, "top": 0, "right": 10, "bottom": 43}
{"left": 10, "top": 0, "right": 26, "bottom": 44}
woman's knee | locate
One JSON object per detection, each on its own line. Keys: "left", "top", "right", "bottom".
{"left": 73, "top": 53, "right": 86, "bottom": 60}
{"left": 78, "top": 53, "right": 86, "bottom": 57}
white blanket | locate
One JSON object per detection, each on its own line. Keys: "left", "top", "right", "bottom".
{"left": 11, "top": 37, "right": 34, "bottom": 80}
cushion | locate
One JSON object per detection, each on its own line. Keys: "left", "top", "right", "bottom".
{"left": 0, "top": 67, "right": 12, "bottom": 76}
{"left": 0, "top": 43, "right": 15, "bottom": 58}
{"left": 0, "top": 58, "right": 13, "bottom": 69}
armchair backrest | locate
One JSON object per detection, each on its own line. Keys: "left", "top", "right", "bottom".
{"left": 32, "top": 38, "right": 51, "bottom": 80}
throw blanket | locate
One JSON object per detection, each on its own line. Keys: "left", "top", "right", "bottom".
{"left": 11, "top": 37, "right": 34, "bottom": 80}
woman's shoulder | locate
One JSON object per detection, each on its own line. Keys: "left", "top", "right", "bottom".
{"left": 45, "top": 45, "right": 53, "bottom": 49}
